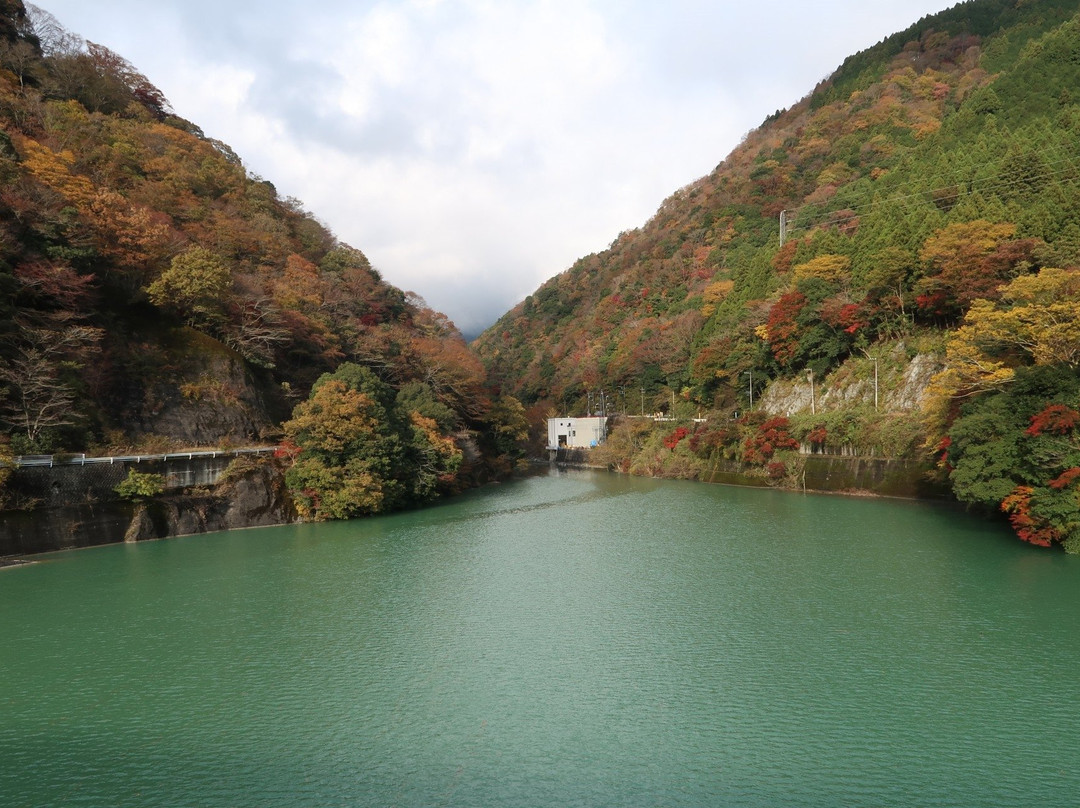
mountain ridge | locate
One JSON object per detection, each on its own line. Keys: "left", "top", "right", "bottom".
{"left": 474, "top": 0, "right": 1080, "bottom": 551}
{"left": 0, "top": 1, "right": 529, "bottom": 521}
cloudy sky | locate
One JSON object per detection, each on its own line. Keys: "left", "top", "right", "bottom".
{"left": 37, "top": 0, "right": 956, "bottom": 336}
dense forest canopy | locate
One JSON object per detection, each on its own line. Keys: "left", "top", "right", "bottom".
{"left": 474, "top": 0, "right": 1080, "bottom": 551}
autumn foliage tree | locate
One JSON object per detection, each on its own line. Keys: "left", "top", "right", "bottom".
{"left": 483, "top": 395, "right": 531, "bottom": 461}
{"left": 1000, "top": 401, "right": 1080, "bottom": 551}
{"left": 742, "top": 416, "right": 799, "bottom": 466}
{"left": 0, "top": 436, "right": 12, "bottom": 500}
{"left": 943, "top": 365, "right": 1080, "bottom": 552}
{"left": 925, "top": 267, "right": 1080, "bottom": 440}
{"left": 0, "top": 322, "right": 102, "bottom": 448}
{"left": 281, "top": 363, "right": 468, "bottom": 521}
{"left": 282, "top": 378, "right": 388, "bottom": 520}
{"left": 145, "top": 246, "right": 232, "bottom": 329}
{"left": 763, "top": 291, "right": 807, "bottom": 367}
{"left": 914, "top": 220, "right": 1040, "bottom": 321}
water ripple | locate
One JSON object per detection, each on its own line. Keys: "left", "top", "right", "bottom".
{"left": 1, "top": 471, "right": 1079, "bottom": 807}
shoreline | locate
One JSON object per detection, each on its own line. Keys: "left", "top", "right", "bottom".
{"left": 544, "top": 450, "right": 949, "bottom": 502}
{"left": 1, "top": 452, "right": 951, "bottom": 562}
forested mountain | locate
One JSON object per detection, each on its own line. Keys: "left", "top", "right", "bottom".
{"left": 474, "top": 0, "right": 1080, "bottom": 551}
{"left": 0, "top": 2, "right": 527, "bottom": 519}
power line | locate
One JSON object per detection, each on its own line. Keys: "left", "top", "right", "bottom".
{"left": 783, "top": 144, "right": 1080, "bottom": 237}
{"left": 787, "top": 158, "right": 1080, "bottom": 235}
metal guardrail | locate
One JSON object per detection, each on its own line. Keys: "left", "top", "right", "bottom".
{"left": 8, "top": 447, "right": 278, "bottom": 468}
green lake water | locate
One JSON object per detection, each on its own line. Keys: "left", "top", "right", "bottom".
{"left": 2, "top": 469, "right": 1079, "bottom": 807}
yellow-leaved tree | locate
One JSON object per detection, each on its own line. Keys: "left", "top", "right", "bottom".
{"left": 924, "top": 267, "right": 1080, "bottom": 439}
{"left": 700, "top": 279, "right": 735, "bottom": 318}
{"left": 792, "top": 254, "right": 851, "bottom": 286}
{"left": 281, "top": 379, "right": 386, "bottom": 520}
{"left": 146, "top": 246, "right": 232, "bottom": 329}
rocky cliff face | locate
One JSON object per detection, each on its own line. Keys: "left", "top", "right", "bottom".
{"left": 759, "top": 347, "right": 942, "bottom": 417}
{"left": 125, "top": 329, "right": 279, "bottom": 446}
{"left": 125, "top": 460, "right": 296, "bottom": 542}
{"left": 886, "top": 354, "right": 942, "bottom": 412}
{"left": 1, "top": 458, "right": 297, "bottom": 556}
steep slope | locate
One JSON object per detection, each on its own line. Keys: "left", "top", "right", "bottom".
{"left": 476, "top": 0, "right": 1079, "bottom": 412}
{"left": 0, "top": 4, "right": 485, "bottom": 445}
{"left": 474, "top": 0, "right": 1080, "bottom": 550}
{"left": 0, "top": 3, "right": 530, "bottom": 521}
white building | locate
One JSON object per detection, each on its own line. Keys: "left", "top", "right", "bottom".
{"left": 547, "top": 417, "right": 607, "bottom": 450}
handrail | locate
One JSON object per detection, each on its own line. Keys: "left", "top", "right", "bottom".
{"left": 7, "top": 447, "right": 278, "bottom": 468}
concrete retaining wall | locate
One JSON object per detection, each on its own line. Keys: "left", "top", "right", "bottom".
{"left": 703, "top": 454, "right": 949, "bottom": 499}
{"left": 0, "top": 453, "right": 277, "bottom": 557}
{"left": 8, "top": 455, "right": 236, "bottom": 507}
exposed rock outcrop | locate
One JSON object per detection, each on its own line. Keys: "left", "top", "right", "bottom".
{"left": 126, "top": 328, "right": 278, "bottom": 446}
{"left": 886, "top": 353, "right": 943, "bottom": 411}
{"left": 0, "top": 459, "right": 298, "bottom": 555}
{"left": 759, "top": 348, "right": 942, "bottom": 417}
{"left": 129, "top": 460, "right": 297, "bottom": 540}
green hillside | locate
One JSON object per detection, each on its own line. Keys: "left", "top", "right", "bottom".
{"left": 474, "top": 0, "right": 1080, "bottom": 551}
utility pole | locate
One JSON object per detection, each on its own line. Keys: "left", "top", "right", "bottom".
{"left": 872, "top": 356, "right": 879, "bottom": 411}
{"left": 862, "top": 350, "right": 880, "bottom": 411}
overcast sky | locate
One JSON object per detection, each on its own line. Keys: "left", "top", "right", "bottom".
{"left": 37, "top": 0, "right": 957, "bottom": 335}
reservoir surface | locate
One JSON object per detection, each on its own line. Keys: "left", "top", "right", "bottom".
{"left": 2, "top": 469, "right": 1079, "bottom": 807}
